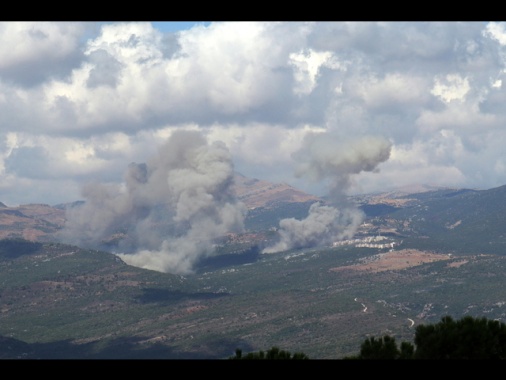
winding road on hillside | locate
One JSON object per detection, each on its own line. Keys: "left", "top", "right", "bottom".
{"left": 354, "top": 298, "right": 416, "bottom": 328}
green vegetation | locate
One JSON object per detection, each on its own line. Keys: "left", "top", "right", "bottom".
{"left": 381, "top": 185, "right": 506, "bottom": 255}
{"left": 347, "top": 315, "right": 506, "bottom": 359}
{"left": 344, "top": 335, "right": 414, "bottom": 359}
{"left": 4, "top": 182, "right": 506, "bottom": 359}
{"left": 0, "top": 238, "right": 43, "bottom": 259}
{"left": 4, "top": 237, "right": 506, "bottom": 359}
{"left": 229, "top": 346, "right": 309, "bottom": 360}
{"left": 233, "top": 315, "right": 506, "bottom": 360}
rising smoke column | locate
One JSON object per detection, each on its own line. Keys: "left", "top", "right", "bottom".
{"left": 263, "top": 133, "right": 392, "bottom": 254}
{"left": 59, "top": 130, "right": 247, "bottom": 274}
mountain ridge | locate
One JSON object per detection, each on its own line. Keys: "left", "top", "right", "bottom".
{"left": 0, "top": 173, "right": 321, "bottom": 242}
{"left": 0, "top": 174, "right": 504, "bottom": 249}
{"left": 2, "top": 180, "right": 506, "bottom": 358}
{"left": 232, "top": 172, "right": 321, "bottom": 209}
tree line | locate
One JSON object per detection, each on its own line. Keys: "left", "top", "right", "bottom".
{"left": 229, "top": 315, "right": 506, "bottom": 359}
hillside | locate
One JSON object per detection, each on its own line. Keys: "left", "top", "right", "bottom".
{"left": 365, "top": 185, "right": 506, "bottom": 254}
{"left": 2, "top": 181, "right": 506, "bottom": 358}
{"left": 2, "top": 231, "right": 506, "bottom": 359}
{"left": 0, "top": 173, "right": 321, "bottom": 243}
{"left": 1, "top": 179, "right": 505, "bottom": 257}
{"left": 0, "top": 203, "right": 66, "bottom": 242}
{"left": 232, "top": 172, "right": 320, "bottom": 209}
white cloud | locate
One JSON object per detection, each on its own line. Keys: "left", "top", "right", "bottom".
{"left": 484, "top": 22, "right": 506, "bottom": 46}
{"left": 356, "top": 72, "right": 432, "bottom": 108}
{"left": 1, "top": 21, "right": 506, "bottom": 207}
{"left": 289, "top": 49, "right": 346, "bottom": 95}
{"left": 431, "top": 74, "right": 470, "bottom": 103}
{"left": 0, "top": 22, "right": 84, "bottom": 70}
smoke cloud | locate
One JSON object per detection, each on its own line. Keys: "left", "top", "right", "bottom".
{"left": 58, "top": 130, "right": 247, "bottom": 274}
{"left": 263, "top": 133, "right": 392, "bottom": 254}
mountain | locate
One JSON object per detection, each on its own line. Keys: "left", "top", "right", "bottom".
{"left": 2, "top": 180, "right": 506, "bottom": 359}
{"left": 0, "top": 203, "right": 66, "bottom": 241}
{"left": 0, "top": 173, "right": 321, "bottom": 243}
{"left": 2, "top": 204, "right": 506, "bottom": 359}
{"left": 2, "top": 178, "right": 505, "bottom": 255}
{"left": 374, "top": 184, "right": 506, "bottom": 254}
{"left": 232, "top": 172, "right": 320, "bottom": 209}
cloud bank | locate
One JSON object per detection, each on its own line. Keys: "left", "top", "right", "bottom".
{"left": 2, "top": 21, "right": 506, "bottom": 208}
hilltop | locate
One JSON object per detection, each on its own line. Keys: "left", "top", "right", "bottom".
{"left": 232, "top": 172, "right": 320, "bottom": 209}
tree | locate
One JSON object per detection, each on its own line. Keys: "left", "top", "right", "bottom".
{"left": 349, "top": 315, "right": 506, "bottom": 360}
{"left": 230, "top": 316, "right": 506, "bottom": 360}
{"left": 352, "top": 335, "right": 414, "bottom": 359}
{"left": 229, "top": 346, "right": 309, "bottom": 360}
{"left": 398, "top": 341, "right": 415, "bottom": 359}
{"left": 413, "top": 315, "right": 506, "bottom": 359}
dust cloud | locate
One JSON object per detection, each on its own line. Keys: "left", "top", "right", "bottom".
{"left": 263, "top": 133, "right": 392, "bottom": 254}
{"left": 58, "top": 130, "right": 247, "bottom": 274}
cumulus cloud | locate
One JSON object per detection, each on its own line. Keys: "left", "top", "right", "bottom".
{"left": 1, "top": 21, "right": 506, "bottom": 208}
{"left": 0, "top": 22, "right": 88, "bottom": 86}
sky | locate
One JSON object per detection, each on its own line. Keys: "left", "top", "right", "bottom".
{"left": 2, "top": 21, "right": 506, "bottom": 207}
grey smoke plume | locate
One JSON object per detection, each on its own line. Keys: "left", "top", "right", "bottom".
{"left": 263, "top": 133, "right": 392, "bottom": 254}
{"left": 58, "top": 130, "right": 247, "bottom": 274}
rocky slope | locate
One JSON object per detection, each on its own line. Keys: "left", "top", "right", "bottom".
{"left": 0, "top": 203, "right": 65, "bottom": 241}
{"left": 232, "top": 172, "right": 320, "bottom": 209}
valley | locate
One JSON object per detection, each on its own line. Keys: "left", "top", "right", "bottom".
{"left": 1, "top": 177, "right": 506, "bottom": 359}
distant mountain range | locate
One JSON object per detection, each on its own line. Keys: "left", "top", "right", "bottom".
{"left": 2, "top": 176, "right": 506, "bottom": 359}
{"left": 0, "top": 173, "right": 320, "bottom": 242}
{"left": 0, "top": 203, "right": 66, "bottom": 241}
{"left": 1, "top": 174, "right": 506, "bottom": 256}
